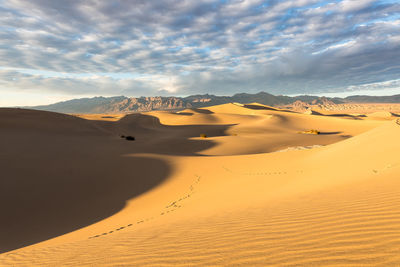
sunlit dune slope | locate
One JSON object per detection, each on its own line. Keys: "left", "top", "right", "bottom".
{"left": 1, "top": 106, "right": 399, "bottom": 266}
{"left": 150, "top": 103, "right": 384, "bottom": 155}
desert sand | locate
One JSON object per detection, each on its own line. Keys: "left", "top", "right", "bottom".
{"left": 1, "top": 103, "right": 400, "bottom": 266}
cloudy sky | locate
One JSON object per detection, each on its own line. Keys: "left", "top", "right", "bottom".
{"left": 0, "top": 0, "right": 399, "bottom": 106}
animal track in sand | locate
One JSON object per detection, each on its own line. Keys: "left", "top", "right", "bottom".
{"left": 372, "top": 162, "right": 399, "bottom": 174}
{"left": 225, "top": 164, "right": 398, "bottom": 177}
{"left": 88, "top": 175, "right": 202, "bottom": 240}
{"left": 222, "top": 166, "right": 302, "bottom": 176}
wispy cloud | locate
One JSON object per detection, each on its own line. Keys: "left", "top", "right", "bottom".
{"left": 0, "top": 0, "right": 399, "bottom": 105}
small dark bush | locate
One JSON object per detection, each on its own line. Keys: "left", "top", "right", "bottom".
{"left": 125, "top": 136, "right": 135, "bottom": 141}
{"left": 200, "top": 133, "right": 207, "bottom": 138}
{"left": 120, "top": 135, "right": 125, "bottom": 138}
{"left": 307, "top": 129, "right": 320, "bottom": 135}
{"left": 298, "top": 129, "right": 320, "bottom": 135}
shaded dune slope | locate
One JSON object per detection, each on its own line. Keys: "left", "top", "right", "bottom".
{"left": 0, "top": 108, "right": 231, "bottom": 253}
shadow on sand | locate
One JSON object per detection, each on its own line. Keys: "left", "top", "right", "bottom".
{"left": 243, "top": 104, "right": 294, "bottom": 113}
{"left": 0, "top": 110, "right": 233, "bottom": 253}
{"left": 319, "top": 131, "right": 343, "bottom": 135}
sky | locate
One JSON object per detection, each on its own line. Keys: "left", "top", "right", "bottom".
{"left": 0, "top": 0, "right": 399, "bottom": 106}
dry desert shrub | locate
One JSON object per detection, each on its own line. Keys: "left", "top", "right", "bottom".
{"left": 200, "top": 133, "right": 207, "bottom": 138}
{"left": 298, "top": 129, "right": 320, "bottom": 135}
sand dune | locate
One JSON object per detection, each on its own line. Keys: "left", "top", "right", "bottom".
{"left": 1, "top": 104, "right": 399, "bottom": 266}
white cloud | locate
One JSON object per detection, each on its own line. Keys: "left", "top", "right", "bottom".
{"left": 0, "top": 0, "right": 399, "bottom": 104}
{"left": 340, "top": 0, "right": 376, "bottom": 12}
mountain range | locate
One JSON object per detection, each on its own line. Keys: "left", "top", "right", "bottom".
{"left": 28, "top": 92, "right": 400, "bottom": 114}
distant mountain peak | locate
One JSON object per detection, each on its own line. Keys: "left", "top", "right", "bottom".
{"left": 27, "top": 92, "right": 400, "bottom": 114}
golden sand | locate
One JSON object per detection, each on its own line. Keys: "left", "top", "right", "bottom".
{"left": 1, "top": 103, "right": 399, "bottom": 266}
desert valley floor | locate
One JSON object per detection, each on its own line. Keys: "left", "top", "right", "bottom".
{"left": 1, "top": 103, "right": 400, "bottom": 266}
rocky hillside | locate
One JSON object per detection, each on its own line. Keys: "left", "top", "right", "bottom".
{"left": 29, "top": 93, "right": 400, "bottom": 114}
{"left": 280, "top": 97, "right": 339, "bottom": 112}
{"left": 32, "top": 96, "right": 189, "bottom": 113}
